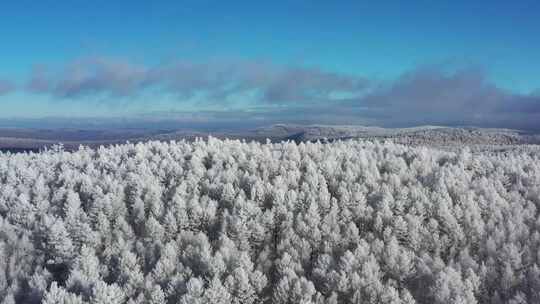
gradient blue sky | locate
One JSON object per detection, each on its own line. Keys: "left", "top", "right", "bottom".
{"left": 1, "top": 0, "right": 539, "bottom": 129}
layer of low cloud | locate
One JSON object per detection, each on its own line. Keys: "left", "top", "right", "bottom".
{"left": 348, "top": 66, "right": 540, "bottom": 130}
{"left": 25, "top": 57, "right": 368, "bottom": 104}
{"left": 5, "top": 57, "right": 540, "bottom": 131}
{"left": 0, "top": 79, "right": 15, "bottom": 95}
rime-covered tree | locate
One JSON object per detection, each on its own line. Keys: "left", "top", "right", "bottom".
{"left": 0, "top": 138, "right": 539, "bottom": 303}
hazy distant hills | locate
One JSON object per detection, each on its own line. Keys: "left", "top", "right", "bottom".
{"left": 247, "top": 124, "right": 540, "bottom": 150}
{"left": 0, "top": 128, "right": 178, "bottom": 152}
{"left": 1, "top": 124, "right": 540, "bottom": 152}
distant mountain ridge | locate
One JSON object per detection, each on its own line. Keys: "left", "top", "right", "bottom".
{"left": 248, "top": 124, "right": 540, "bottom": 145}
{"left": 1, "top": 124, "right": 539, "bottom": 152}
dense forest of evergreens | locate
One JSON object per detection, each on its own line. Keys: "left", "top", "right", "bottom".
{"left": 1, "top": 138, "right": 539, "bottom": 303}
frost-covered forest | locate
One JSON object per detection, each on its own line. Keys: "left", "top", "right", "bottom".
{"left": 1, "top": 138, "right": 540, "bottom": 304}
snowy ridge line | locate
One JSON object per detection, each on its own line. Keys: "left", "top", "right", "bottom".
{"left": 1, "top": 124, "right": 540, "bottom": 153}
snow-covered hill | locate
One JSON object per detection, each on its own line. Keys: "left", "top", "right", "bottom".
{"left": 247, "top": 124, "right": 540, "bottom": 151}
{"left": 1, "top": 125, "right": 540, "bottom": 152}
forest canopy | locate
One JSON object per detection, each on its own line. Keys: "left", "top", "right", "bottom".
{"left": 1, "top": 138, "right": 540, "bottom": 303}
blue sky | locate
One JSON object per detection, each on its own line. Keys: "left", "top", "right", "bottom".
{"left": 1, "top": 1, "right": 539, "bottom": 129}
